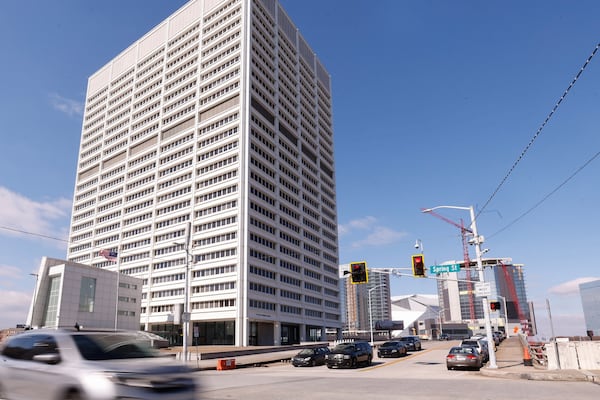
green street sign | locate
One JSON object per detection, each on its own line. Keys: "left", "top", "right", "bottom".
{"left": 430, "top": 264, "right": 461, "bottom": 274}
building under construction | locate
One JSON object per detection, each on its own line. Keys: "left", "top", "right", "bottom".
{"left": 436, "top": 257, "right": 534, "bottom": 336}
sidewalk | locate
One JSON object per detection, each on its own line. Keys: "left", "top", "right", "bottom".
{"left": 479, "top": 336, "right": 600, "bottom": 384}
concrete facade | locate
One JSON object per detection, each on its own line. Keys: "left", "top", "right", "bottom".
{"left": 67, "top": 0, "right": 339, "bottom": 346}
{"left": 26, "top": 257, "right": 142, "bottom": 330}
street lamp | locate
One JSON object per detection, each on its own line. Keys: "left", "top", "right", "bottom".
{"left": 368, "top": 284, "right": 384, "bottom": 346}
{"left": 438, "top": 308, "right": 448, "bottom": 339}
{"left": 422, "top": 205, "right": 498, "bottom": 369}
{"left": 28, "top": 273, "right": 39, "bottom": 329}
{"left": 174, "top": 221, "right": 192, "bottom": 363}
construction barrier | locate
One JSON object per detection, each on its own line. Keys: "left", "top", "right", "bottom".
{"left": 523, "top": 346, "right": 533, "bottom": 366}
{"left": 216, "top": 358, "right": 236, "bottom": 370}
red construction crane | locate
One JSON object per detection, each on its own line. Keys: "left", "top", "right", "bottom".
{"left": 421, "top": 208, "right": 476, "bottom": 320}
{"left": 498, "top": 260, "right": 529, "bottom": 335}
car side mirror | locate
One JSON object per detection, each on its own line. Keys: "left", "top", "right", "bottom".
{"left": 33, "top": 353, "right": 61, "bottom": 365}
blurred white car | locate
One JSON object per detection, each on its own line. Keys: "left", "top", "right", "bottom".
{"left": 0, "top": 328, "right": 198, "bottom": 400}
{"left": 135, "top": 331, "right": 171, "bottom": 349}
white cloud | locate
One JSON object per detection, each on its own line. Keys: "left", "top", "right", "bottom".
{"left": 0, "top": 186, "right": 71, "bottom": 245}
{"left": 338, "top": 216, "right": 377, "bottom": 236}
{"left": 338, "top": 216, "right": 407, "bottom": 248}
{"left": 49, "top": 93, "right": 84, "bottom": 117}
{"left": 0, "top": 265, "right": 22, "bottom": 281}
{"left": 548, "top": 277, "right": 600, "bottom": 296}
{"left": 351, "top": 226, "right": 407, "bottom": 248}
{"left": 0, "top": 289, "right": 31, "bottom": 329}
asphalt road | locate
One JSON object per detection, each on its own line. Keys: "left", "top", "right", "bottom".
{"left": 195, "top": 342, "right": 600, "bottom": 400}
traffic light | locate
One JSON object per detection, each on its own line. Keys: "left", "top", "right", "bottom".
{"left": 349, "top": 261, "right": 368, "bottom": 284}
{"left": 490, "top": 301, "right": 501, "bottom": 311}
{"left": 411, "top": 254, "right": 425, "bottom": 277}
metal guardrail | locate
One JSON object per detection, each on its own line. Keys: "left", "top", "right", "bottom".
{"left": 518, "top": 334, "right": 547, "bottom": 368}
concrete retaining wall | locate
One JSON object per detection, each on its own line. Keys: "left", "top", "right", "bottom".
{"left": 546, "top": 341, "right": 600, "bottom": 370}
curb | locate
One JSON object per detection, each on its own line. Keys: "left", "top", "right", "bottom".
{"left": 479, "top": 367, "right": 600, "bottom": 384}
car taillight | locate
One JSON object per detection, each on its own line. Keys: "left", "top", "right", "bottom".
{"left": 467, "top": 355, "right": 477, "bottom": 360}
{"left": 446, "top": 355, "right": 455, "bottom": 359}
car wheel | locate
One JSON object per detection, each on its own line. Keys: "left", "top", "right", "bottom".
{"left": 310, "top": 360, "right": 315, "bottom": 367}
{"left": 64, "top": 390, "right": 83, "bottom": 400}
{"left": 350, "top": 358, "right": 357, "bottom": 368}
{"left": 327, "top": 364, "right": 332, "bottom": 369}
{"left": 293, "top": 364, "right": 298, "bottom": 367}
{"left": 367, "top": 356, "right": 372, "bottom": 366}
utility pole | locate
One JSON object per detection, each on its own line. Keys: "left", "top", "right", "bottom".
{"left": 423, "top": 205, "right": 498, "bottom": 369}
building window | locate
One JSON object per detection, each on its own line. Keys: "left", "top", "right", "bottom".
{"left": 79, "top": 276, "right": 97, "bottom": 312}
{"left": 43, "top": 277, "right": 61, "bottom": 327}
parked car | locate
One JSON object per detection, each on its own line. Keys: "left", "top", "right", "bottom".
{"left": 494, "top": 331, "right": 506, "bottom": 342}
{"left": 325, "top": 342, "right": 372, "bottom": 369}
{"left": 461, "top": 338, "right": 489, "bottom": 362}
{"left": 490, "top": 333, "right": 501, "bottom": 346}
{"left": 291, "top": 346, "right": 330, "bottom": 367}
{"left": 377, "top": 341, "right": 408, "bottom": 358}
{"left": 0, "top": 328, "right": 198, "bottom": 400}
{"left": 397, "top": 335, "right": 422, "bottom": 351}
{"left": 446, "top": 346, "right": 483, "bottom": 370}
{"left": 439, "top": 333, "right": 450, "bottom": 340}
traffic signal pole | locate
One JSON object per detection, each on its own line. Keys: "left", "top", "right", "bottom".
{"left": 422, "top": 205, "right": 498, "bottom": 369}
{"left": 469, "top": 206, "right": 498, "bottom": 369}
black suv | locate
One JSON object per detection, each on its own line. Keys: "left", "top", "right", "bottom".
{"left": 325, "top": 342, "right": 372, "bottom": 368}
{"left": 397, "top": 335, "right": 422, "bottom": 351}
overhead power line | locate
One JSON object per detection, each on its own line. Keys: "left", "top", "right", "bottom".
{"left": 0, "top": 225, "right": 69, "bottom": 243}
{"left": 477, "top": 42, "right": 600, "bottom": 220}
{"left": 488, "top": 148, "right": 600, "bottom": 239}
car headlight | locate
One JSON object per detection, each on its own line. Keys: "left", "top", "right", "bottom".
{"left": 343, "top": 355, "right": 350, "bottom": 359}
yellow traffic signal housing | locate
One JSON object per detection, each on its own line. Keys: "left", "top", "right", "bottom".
{"left": 349, "top": 261, "right": 368, "bottom": 284}
{"left": 411, "top": 254, "right": 425, "bottom": 277}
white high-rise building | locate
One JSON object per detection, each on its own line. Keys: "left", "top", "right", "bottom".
{"left": 67, "top": 0, "right": 339, "bottom": 346}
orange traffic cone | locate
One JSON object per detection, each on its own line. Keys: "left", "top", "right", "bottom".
{"left": 523, "top": 346, "right": 533, "bottom": 366}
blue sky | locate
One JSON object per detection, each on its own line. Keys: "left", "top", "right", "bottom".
{"left": 1, "top": 1, "right": 599, "bottom": 337}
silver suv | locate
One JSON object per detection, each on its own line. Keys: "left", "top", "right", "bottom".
{"left": 0, "top": 329, "right": 198, "bottom": 400}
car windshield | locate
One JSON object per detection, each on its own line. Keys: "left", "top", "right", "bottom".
{"left": 297, "top": 349, "right": 315, "bottom": 356}
{"left": 450, "top": 347, "right": 477, "bottom": 355}
{"left": 399, "top": 337, "right": 413, "bottom": 342}
{"left": 332, "top": 344, "right": 355, "bottom": 353}
{"left": 72, "top": 333, "right": 159, "bottom": 360}
{"left": 381, "top": 342, "right": 398, "bottom": 348}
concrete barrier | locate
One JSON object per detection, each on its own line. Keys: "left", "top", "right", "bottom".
{"left": 546, "top": 341, "right": 600, "bottom": 370}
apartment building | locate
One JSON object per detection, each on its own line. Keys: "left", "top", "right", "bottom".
{"left": 339, "top": 265, "right": 391, "bottom": 332}
{"left": 67, "top": 0, "right": 340, "bottom": 346}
